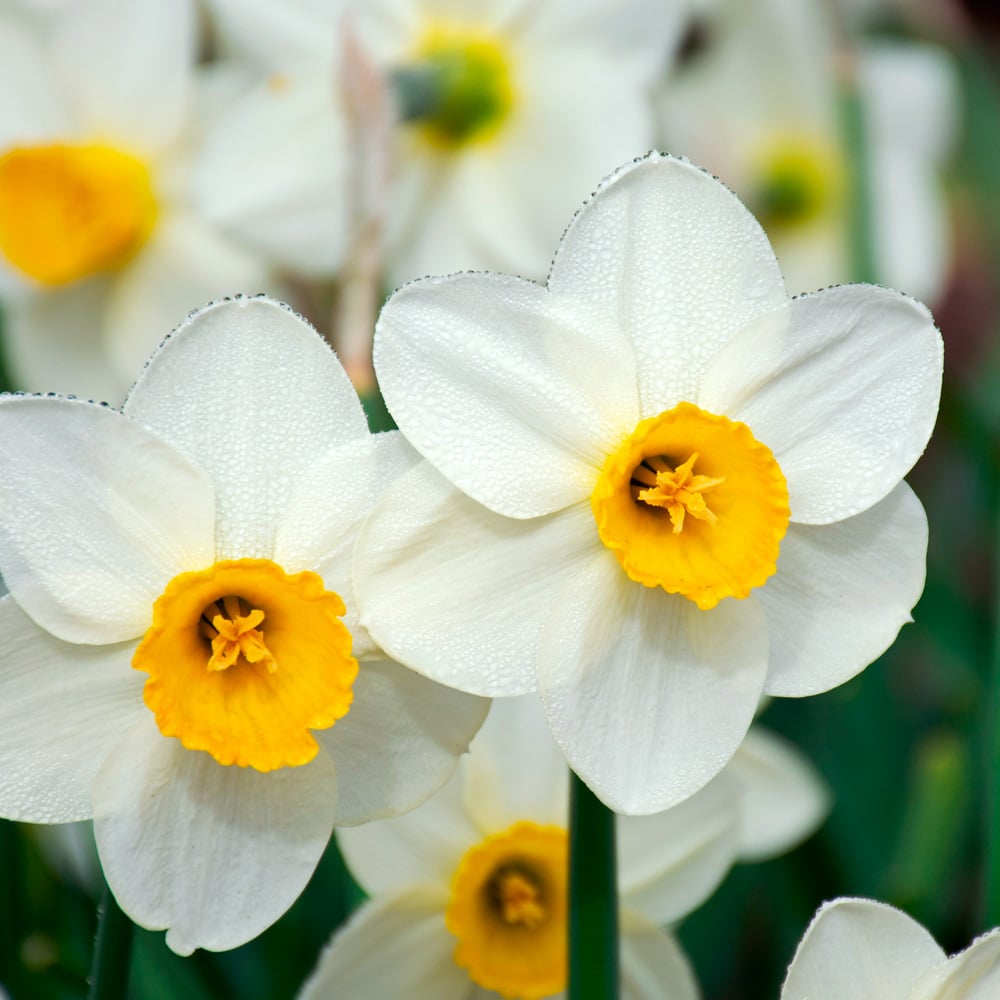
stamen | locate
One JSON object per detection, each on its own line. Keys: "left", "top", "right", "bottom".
{"left": 632, "top": 451, "right": 725, "bottom": 533}
{"left": 497, "top": 870, "right": 545, "bottom": 928}
{"left": 205, "top": 596, "right": 277, "bottom": 674}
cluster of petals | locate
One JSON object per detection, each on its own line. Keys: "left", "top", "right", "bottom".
{"left": 358, "top": 151, "right": 943, "bottom": 815}
{"left": 202, "top": 0, "right": 687, "bottom": 285}
{"left": 781, "top": 898, "right": 1000, "bottom": 998}
{"left": 300, "top": 695, "right": 829, "bottom": 999}
{"left": 0, "top": 0, "right": 275, "bottom": 401}
{"left": 0, "top": 296, "right": 487, "bottom": 954}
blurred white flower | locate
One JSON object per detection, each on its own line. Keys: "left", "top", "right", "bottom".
{"left": 781, "top": 898, "right": 1000, "bottom": 998}
{"left": 858, "top": 40, "right": 959, "bottom": 303}
{"left": 357, "top": 152, "right": 941, "bottom": 815}
{"left": 0, "top": 296, "right": 487, "bottom": 953}
{"left": 202, "top": 0, "right": 689, "bottom": 286}
{"left": 300, "top": 696, "right": 828, "bottom": 1000}
{"left": 660, "top": 0, "right": 957, "bottom": 301}
{"left": 0, "top": 0, "right": 276, "bottom": 401}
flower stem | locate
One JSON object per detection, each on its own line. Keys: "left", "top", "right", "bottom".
{"left": 87, "top": 884, "right": 134, "bottom": 1000}
{"left": 568, "top": 769, "right": 618, "bottom": 1000}
{"left": 838, "top": 51, "right": 878, "bottom": 285}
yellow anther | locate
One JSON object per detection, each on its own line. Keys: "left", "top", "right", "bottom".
{"left": 207, "top": 604, "right": 277, "bottom": 674}
{"left": 634, "top": 452, "right": 725, "bottom": 533}
{"left": 497, "top": 870, "right": 545, "bottom": 928}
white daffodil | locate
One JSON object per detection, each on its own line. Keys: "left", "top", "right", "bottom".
{"left": 357, "top": 152, "right": 942, "bottom": 815}
{"left": 299, "top": 695, "right": 828, "bottom": 1000}
{"left": 659, "top": 0, "right": 957, "bottom": 302}
{"left": 0, "top": 0, "right": 276, "bottom": 402}
{"left": 201, "top": 0, "right": 688, "bottom": 286}
{"left": 0, "top": 296, "right": 488, "bottom": 954}
{"left": 781, "top": 898, "right": 1000, "bottom": 998}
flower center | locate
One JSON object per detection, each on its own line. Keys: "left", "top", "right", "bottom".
{"left": 202, "top": 595, "right": 277, "bottom": 674}
{"left": 749, "top": 134, "right": 844, "bottom": 232}
{"left": 392, "top": 24, "right": 514, "bottom": 149}
{"left": 632, "top": 452, "right": 725, "bottom": 533}
{"left": 591, "top": 402, "right": 790, "bottom": 611}
{"left": 133, "top": 558, "right": 358, "bottom": 772}
{"left": 0, "top": 143, "right": 156, "bottom": 285}
{"left": 446, "top": 822, "right": 567, "bottom": 999}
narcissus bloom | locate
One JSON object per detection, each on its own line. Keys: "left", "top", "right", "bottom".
{"left": 300, "top": 696, "right": 827, "bottom": 1000}
{"left": 0, "top": 296, "right": 487, "bottom": 954}
{"left": 0, "top": 0, "right": 274, "bottom": 400}
{"left": 660, "top": 0, "right": 957, "bottom": 301}
{"left": 781, "top": 898, "right": 1000, "bottom": 998}
{"left": 358, "top": 152, "right": 942, "bottom": 814}
{"left": 202, "top": 0, "right": 687, "bottom": 285}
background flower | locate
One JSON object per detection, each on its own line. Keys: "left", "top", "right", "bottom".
{"left": 201, "top": 0, "right": 689, "bottom": 287}
{"left": 300, "top": 696, "right": 828, "bottom": 999}
{"left": 0, "top": 0, "right": 278, "bottom": 401}
{"left": 659, "top": 0, "right": 958, "bottom": 302}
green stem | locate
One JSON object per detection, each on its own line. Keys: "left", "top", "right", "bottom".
{"left": 568, "top": 770, "right": 618, "bottom": 1000}
{"left": 839, "top": 71, "right": 878, "bottom": 286}
{"left": 87, "top": 884, "right": 134, "bottom": 1000}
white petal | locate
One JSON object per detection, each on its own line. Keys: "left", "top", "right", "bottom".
{"left": 1, "top": 279, "right": 128, "bottom": 402}
{"left": 124, "top": 294, "right": 369, "bottom": 560}
{"left": 0, "top": 396, "right": 215, "bottom": 643}
{"left": 103, "top": 212, "right": 278, "bottom": 385}
{"left": 461, "top": 695, "right": 568, "bottom": 833}
{"left": 315, "top": 657, "right": 488, "bottom": 826}
{"left": 780, "top": 898, "right": 945, "bottom": 999}
{"left": 275, "top": 430, "right": 420, "bottom": 655}
{"left": 548, "top": 153, "right": 787, "bottom": 415}
{"left": 92, "top": 716, "right": 338, "bottom": 955}
{"left": 374, "top": 271, "right": 638, "bottom": 517}
{"left": 620, "top": 912, "right": 700, "bottom": 1000}
{"left": 761, "top": 483, "right": 927, "bottom": 697}
{"left": 538, "top": 554, "right": 769, "bottom": 814}
{"left": 618, "top": 769, "right": 741, "bottom": 926}
{"left": 51, "top": 0, "right": 196, "bottom": 153}
{"left": 337, "top": 765, "right": 479, "bottom": 895}
{"left": 860, "top": 43, "right": 959, "bottom": 304}
{"left": 355, "top": 462, "right": 596, "bottom": 696}
{"left": 727, "top": 726, "right": 830, "bottom": 862}
{"left": 0, "top": 596, "right": 144, "bottom": 823}
{"left": 299, "top": 887, "right": 470, "bottom": 1000}
{"left": 699, "top": 284, "right": 942, "bottom": 524}
{"left": 383, "top": 156, "right": 480, "bottom": 289}
{"left": 919, "top": 928, "right": 1000, "bottom": 999}
{"left": 519, "top": 0, "right": 685, "bottom": 83}
{"left": 193, "top": 71, "right": 350, "bottom": 277}
{"left": 0, "top": 12, "right": 72, "bottom": 147}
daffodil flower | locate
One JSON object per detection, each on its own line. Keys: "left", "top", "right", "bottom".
{"left": 357, "top": 152, "right": 942, "bottom": 815}
{"left": 0, "top": 296, "right": 488, "bottom": 954}
{"left": 201, "top": 0, "right": 688, "bottom": 285}
{"left": 299, "top": 696, "right": 828, "bottom": 1000}
{"left": 660, "top": 0, "right": 957, "bottom": 302}
{"left": 781, "top": 898, "right": 1000, "bottom": 998}
{"left": 0, "top": 0, "right": 276, "bottom": 400}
